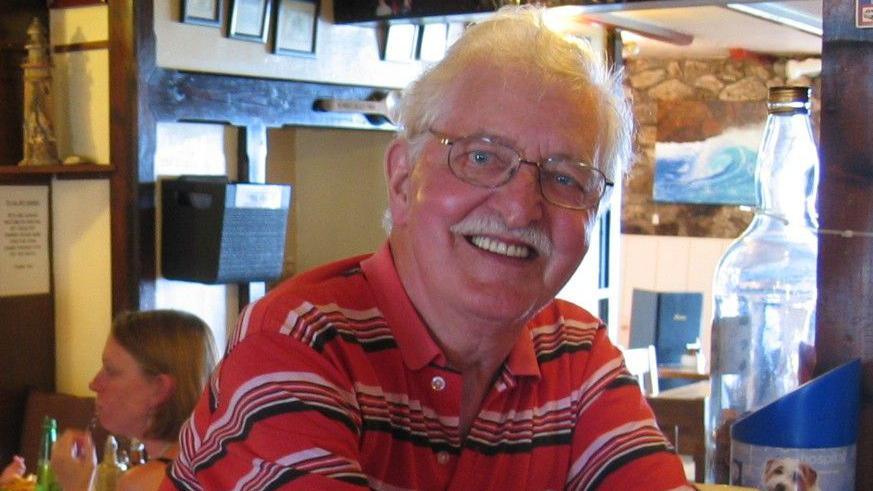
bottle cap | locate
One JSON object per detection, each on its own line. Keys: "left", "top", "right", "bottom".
{"left": 769, "top": 86, "right": 810, "bottom": 103}
{"left": 768, "top": 86, "right": 811, "bottom": 113}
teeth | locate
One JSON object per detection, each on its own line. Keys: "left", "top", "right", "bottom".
{"left": 470, "top": 236, "right": 531, "bottom": 258}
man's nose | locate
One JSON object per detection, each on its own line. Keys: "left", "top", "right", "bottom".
{"left": 491, "top": 162, "right": 544, "bottom": 226}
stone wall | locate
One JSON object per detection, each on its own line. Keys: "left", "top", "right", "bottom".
{"left": 621, "top": 56, "right": 820, "bottom": 238}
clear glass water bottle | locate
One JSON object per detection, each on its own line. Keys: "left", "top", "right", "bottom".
{"left": 705, "top": 86, "right": 819, "bottom": 483}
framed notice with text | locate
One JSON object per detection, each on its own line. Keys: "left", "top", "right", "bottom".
{"left": 182, "top": 0, "right": 223, "bottom": 27}
{"left": 229, "top": 0, "right": 271, "bottom": 43}
{"left": 858, "top": 0, "right": 873, "bottom": 28}
{"left": 273, "top": 0, "right": 319, "bottom": 56}
{"left": 0, "top": 185, "right": 50, "bottom": 297}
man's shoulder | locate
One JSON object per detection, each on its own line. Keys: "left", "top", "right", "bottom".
{"left": 236, "top": 253, "right": 378, "bottom": 339}
{"left": 266, "top": 253, "right": 372, "bottom": 301}
{"left": 277, "top": 253, "right": 372, "bottom": 293}
{"left": 524, "top": 299, "right": 607, "bottom": 356}
{"left": 538, "top": 298, "right": 605, "bottom": 327}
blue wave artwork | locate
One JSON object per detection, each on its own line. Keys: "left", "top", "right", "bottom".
{"left": 653, "top": 123, "right": 764, "bottom": 206}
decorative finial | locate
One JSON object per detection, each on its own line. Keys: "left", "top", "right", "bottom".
{"left": 19, "top": 17, "right": 61, "bottom": 167}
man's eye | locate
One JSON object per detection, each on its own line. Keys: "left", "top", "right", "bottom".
{"left": 550, "top": 172, "right": 580, "bottom": 188}
{"left": 468, "top": 150, "right": 495, "bottom": 166}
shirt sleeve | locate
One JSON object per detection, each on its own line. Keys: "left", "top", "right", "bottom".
{"left": 565, "top": 328, "right": 690, "bottom": 490}
{"left": 161, "top": 330, "right": 369, "bottom": 490}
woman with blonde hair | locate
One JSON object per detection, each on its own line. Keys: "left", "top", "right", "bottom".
{"left": 51, "top": 310, "right": 216, "bottom": 490}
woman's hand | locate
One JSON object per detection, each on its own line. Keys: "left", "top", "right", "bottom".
{"left": 0, "top": 455, "right": 26, "bottom": 484}
{"left": 51, "top": 430, "right": 97, "bottom": 491}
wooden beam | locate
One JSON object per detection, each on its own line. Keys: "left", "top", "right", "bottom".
{"left": 582, "top": 12, "right": 693, "bottom": 45}
{"left": 147, "top": 69, "right": 397, "bottom": 131}
{"left": 818, "top": 1, "right": 873, "bottom": 490}
{"left": 237, "top": 123, "right": 268, "bottom": 307}
{"left": 109, "top": 0, "right": 157, "bottom": 313}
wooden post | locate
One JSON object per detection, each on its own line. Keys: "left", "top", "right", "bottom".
{"left": 237, "top": 123, "right": 268, "bottom": 307}
{"left": 818, "top": 2, "right": 873, "bottom": 490}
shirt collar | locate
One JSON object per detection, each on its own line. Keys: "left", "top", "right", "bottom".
{"left": 360, "top": 242, "right": 541, "bottom": 380}
{"left": 361, "top": 242, "right": 441, "bottom": 370}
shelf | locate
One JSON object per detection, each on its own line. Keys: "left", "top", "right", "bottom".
{"left": 0, "top": 163, "right": 114, "bottom": 182}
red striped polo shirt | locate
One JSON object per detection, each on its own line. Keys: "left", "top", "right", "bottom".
{"left": 163, "top": 243, "right": 688, "bottom": 490}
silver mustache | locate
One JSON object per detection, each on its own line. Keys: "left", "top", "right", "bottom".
{"left": 450, "top": 215, "right": 553, "bottom": 258}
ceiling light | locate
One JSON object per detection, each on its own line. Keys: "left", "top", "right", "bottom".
{"left": 726, "top": 2, "right": 823, "bottom": 36}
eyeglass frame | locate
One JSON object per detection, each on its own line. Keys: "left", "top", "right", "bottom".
{"left": 427, "top": 130, "right": 614, "bottom": 211}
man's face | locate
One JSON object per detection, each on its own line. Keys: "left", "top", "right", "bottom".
{"left": 387, "top": 67, "right": 604, "bottom": 327}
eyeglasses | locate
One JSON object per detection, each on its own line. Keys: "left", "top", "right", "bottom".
{"left": 430, "top": 130, "right": 613, "bottom": 210}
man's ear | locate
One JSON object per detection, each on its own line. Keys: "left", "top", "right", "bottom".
{"left": 385, "top": 138, "right": 414, "bottom": 227}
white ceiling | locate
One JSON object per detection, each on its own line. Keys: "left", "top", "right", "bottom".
{"left": 605, "top": 1, "right": 822, "bottom": 58}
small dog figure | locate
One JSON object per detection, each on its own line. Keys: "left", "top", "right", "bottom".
{"left": 761, "top": 458, "right": 820, "bottom": 491}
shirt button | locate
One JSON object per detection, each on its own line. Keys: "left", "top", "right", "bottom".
{"left": 431, "top": 376, "right": 446, "bottom": 391}
{"left": 437, "top": 451, "right": 450, "bottom": 465}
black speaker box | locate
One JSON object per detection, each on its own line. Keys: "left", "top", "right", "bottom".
{"left": 161, "top": 177, "right": 292, "bottom": 284}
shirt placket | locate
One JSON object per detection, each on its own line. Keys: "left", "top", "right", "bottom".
{"left": 421, "top": 365, "right": 463, "bottom": 489}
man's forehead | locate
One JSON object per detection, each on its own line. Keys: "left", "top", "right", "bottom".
{"left": 434, "top": 68, "right": 602, "bottom": 157}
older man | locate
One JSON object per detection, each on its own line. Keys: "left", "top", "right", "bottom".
{"left": 164, "top": 6, "right": 689, "bottom": 490}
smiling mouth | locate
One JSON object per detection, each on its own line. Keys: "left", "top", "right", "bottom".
{"left": 469, "top": 235, "right": 533, "bottom": 259}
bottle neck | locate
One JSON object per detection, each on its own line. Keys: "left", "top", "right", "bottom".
{"left": 102, "top": 436, "right": 119, "bottom": 465}
{"left": 39, "top": 422, "right": 56, "bottom": 461}
{"left": 755, "top": 109, "right": 819, "bottom": 229}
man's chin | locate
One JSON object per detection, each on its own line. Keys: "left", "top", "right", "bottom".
{"left": 459, "top": 289, "right": 549, "bottom": 324}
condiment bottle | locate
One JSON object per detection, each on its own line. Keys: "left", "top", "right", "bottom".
{"left": 128, "top": 438, "right": 146, "bottom": 467}
{"left": 94, "top": 435, "right": 125, "bottom": 491}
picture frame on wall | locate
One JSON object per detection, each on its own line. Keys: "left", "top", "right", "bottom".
{"left": 417, "top": 23, "right": 448, "bottom": 62}
{"left": 182, "top": 0, "right": 223, "bottom": 27}
{"left": 333, "top": 0, "right": 486, "bottom": 24}
{"left": 381, "top": 24, "right": 419, "bottom": 63}
{"left": 229, "top": 0, "right": 271, "bottom": 43}
{"left": 48, "top": 0, "right": 106, "bottom": 7}
{"left": 273, "top": 0, "right": 319, "bottom": 56}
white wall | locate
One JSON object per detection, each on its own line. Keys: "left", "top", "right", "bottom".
{"left": 619, "top": 233, "right": 733, "bottom": 371}
{"left": 50, "top": 5, "right": 112, "bottom": 395}
{"left": 292, "top": 128, "right": 393, "bottom": 271}
{"left": 52, "top": 179, "right": 111, "bottom": 395}
{"left": 267, "top": 127, "right": 394, "bottom": 274}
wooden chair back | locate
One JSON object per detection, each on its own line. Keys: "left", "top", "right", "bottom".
{"left": 19, "top": 389, "right": 109, "bottom": 469}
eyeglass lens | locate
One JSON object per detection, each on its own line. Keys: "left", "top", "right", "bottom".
{"left": 447, "top": 136, "right": 606, "bottom": 209}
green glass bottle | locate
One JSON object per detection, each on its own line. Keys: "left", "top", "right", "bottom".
{"left": 35, "top": 416, "right": 59, "bottom": 491}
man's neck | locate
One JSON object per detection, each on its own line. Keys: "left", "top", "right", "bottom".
{"left": 425, "top": 316, "right": 526, "bottom": 440}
